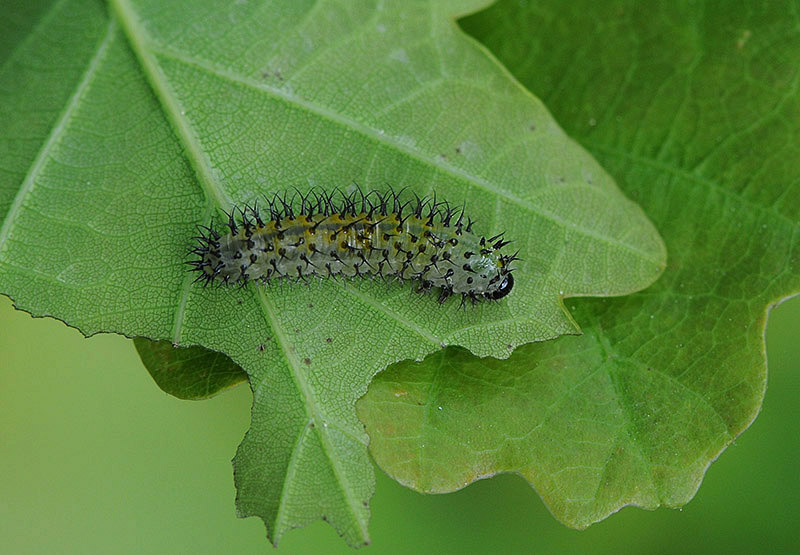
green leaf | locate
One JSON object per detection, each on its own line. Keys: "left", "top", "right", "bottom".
{"left": 358, "top": 0, "right": 800, "bottom": 529}
{"left": 133, "top": 337, "right": 246, "bottom": 400}
{"left": 0, "top": 0, "right": 664, "bottom": 545}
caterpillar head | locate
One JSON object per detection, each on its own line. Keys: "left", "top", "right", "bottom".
{"left": 487, "top": 272, "right": 514, "bottom": 300}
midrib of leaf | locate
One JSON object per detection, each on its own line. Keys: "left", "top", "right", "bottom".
{"left": 254, "top": 288, "right": 369, "bottom": 539}
{"left": 111, "top": 0, "right": 371, "bottom": 539}
{"left": 142, "top": 43, "right": 660, "bottom": 264}
{"left": 589, "top": 320, "right": 658, "bottom": 498}
{"left": 108, "top": 0, "right": 233, "bottom": 347}
{"left": 109, "top": 0, "right": 231, "bottom": 212}
{"left": 583, "top": 300, "right": 733, "bottom": 504}
{"left": 0, "top": 16, "right": 116, "bottom": 249}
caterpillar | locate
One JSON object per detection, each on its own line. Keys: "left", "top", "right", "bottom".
{"left": 188, "top": 189, "right": 517, "bottom": 305}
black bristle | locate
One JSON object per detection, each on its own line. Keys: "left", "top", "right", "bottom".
{"left": 225, "top": 210, "right": 237, "bottom": 233}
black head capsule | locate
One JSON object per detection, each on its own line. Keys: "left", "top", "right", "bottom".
{"left": 487, "top": 273, "right": 514, "bottom": 300}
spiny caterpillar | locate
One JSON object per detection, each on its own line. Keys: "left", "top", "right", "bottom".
{"left": 189, "top": 189, "right": 517, "bottom": 305}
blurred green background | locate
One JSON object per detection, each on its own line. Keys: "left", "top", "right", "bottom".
{"left": 1, "top": 293, "right": 798, "bottom": 554}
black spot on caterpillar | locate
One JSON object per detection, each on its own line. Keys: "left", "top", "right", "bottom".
{"left": 188, "top": 189, "right": 518, "bottom": 305}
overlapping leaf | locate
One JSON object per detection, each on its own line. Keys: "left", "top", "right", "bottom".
{"left": 0, "top": 0, "right": 664, "bottom": 545}
{"left": 133, "top": 337, "right": 246, "bottom": 400}
{"left": 358, "top": 0, "right": 800, "bottom": 529}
